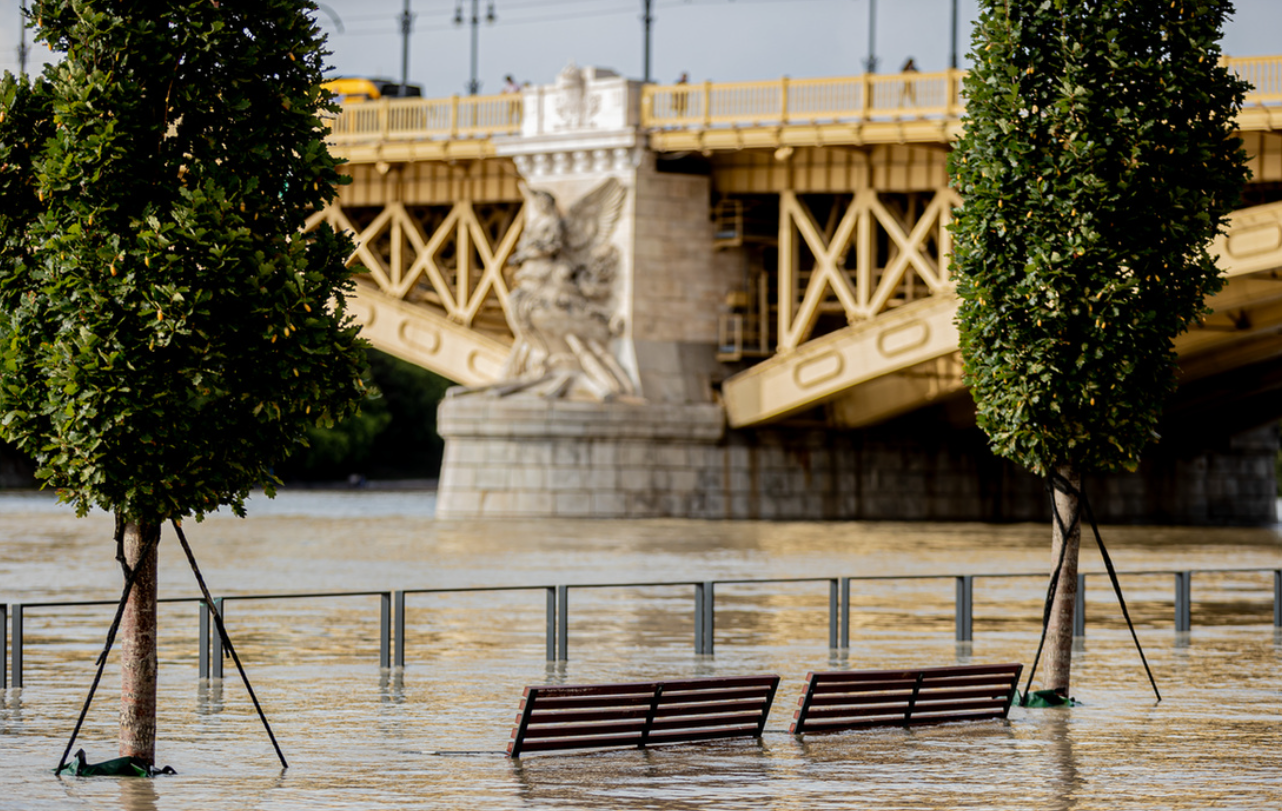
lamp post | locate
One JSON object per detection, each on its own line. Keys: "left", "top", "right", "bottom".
{"left": 949, "top": 0, "right": 959, "bottom": 69}
{"left": 642, "top": 0, "right": 654, "bottom": 83}
{"left": 399, "top": 0, "right": 413, "bottom": 96}
{"left": 18, "top": 0, "right": 29, "bottom": 75}
{"left": 865, "top": 0, "right": 877, "bottom": 74}
{"left": 455, "top": 0, "right": 497, "bottom": 96}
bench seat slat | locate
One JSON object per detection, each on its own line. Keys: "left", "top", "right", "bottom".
{"left": 514, "top": 720, "right": 648, "bottom": 740}
{"left": 652, "top": 676, "right": 780, "bottom": 692}
{"left": 800, "top": 698, "right": 1009, "bottom": 721}
{"left": 656, "top": 696, "right": 764, "bottom": 712}
{"left": 521, "top": 693, "right": 656, "bottom": 711}
{"left": 649, "top": 712, "right": 767, "bottom": 732}
{"left": 645, "top": 726, "right": 763, "bottom": 746}
{"left": 511, "top": 733, "right": 647, "bottom": 753}
{"left": 804, "top": 686, "right": 1015, "bottom": 707}
{"left": 524, "top": 707, "right": 651, "bottom": 725}
{"left": 657, "top": 687, "right": 775, "bottom": 705}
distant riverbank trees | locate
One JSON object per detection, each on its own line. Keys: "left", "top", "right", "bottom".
{"left": 275, "top": 349, "right": 454, "bottom": 482}
{"left": 1, "top": 348, "right": 452, "bottom": 488}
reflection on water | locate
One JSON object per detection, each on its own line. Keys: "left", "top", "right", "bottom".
{"left": 2, "top": 491, "right": 1281, "bottom": 809}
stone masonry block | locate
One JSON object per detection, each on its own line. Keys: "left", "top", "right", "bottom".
{"left": 555, "top": 491, "right": 595, "bottom": 517}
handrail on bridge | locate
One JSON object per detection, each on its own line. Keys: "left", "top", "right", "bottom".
{"left": 324, "top": 55, "right": 1282, "bottom": 145}
{"left": 6, "top": 567, "right": 1281, "bottom": 688}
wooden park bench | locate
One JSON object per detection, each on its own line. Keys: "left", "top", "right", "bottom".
{"left": 790, "top": 663, "right": 1023, "bottom": 735}
{"left": 507, "top": 674, "right": 780, "bottom": 757}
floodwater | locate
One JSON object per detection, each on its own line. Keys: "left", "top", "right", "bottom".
{"left": 1, "top": 489, "right": 1280, "bottom": 810}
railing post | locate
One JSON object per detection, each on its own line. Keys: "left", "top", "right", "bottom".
{"left": 211, "top": 598, "right": 224, "bottom": 680}
{"left": 556, "top": 585, "right": 568, "bottom": 661}
{"left": 1274, "top": 570, "right": 1281, "bottom": 629}
{"left": 12, "top": 604, "right": 22, "bottom": 689}
{"left": 840, "top": 577, "right": 851, "bottom": 649}
{"left": 394, "top": 590, "right": 406, "bottom": 669}
{"left": 694, "top": 583, "right": 705, "bottom": 654}
{"left": 379, "top": 592, "right": 391, "bottom": 670}
{"left": 780, "top": 76, "right": 790, "bottom": 126}
{"left": 861, "top": 72, "right": 873, "bottom": 120}
{"left": 955, "top": 576, "right": 973, "bottom": 642}
{"left": 702, "top": 80, "right": 713, "bottom": 129}
{"left": 199, "top": 599, "right": 210, "bottom": 680}
{"left": 828, "top": 578, "right": 839, "bottom": 649}
{"left": 545, "top": 587, "right": 557, "bottom": 662}
{"left": 450, "top": 94, "right": 460, "bottom": 140}
{"left": 702, "top": 581, "right": 715, "bottom": 655}
{"left": 1074, "top": 573, "right": 1086, "bottom": 638}
{"left": 1, "top": 603, "right": 6, "bottom": 690}
{"left": 1175, "top": 572, "right": 1192, "bottom": 633}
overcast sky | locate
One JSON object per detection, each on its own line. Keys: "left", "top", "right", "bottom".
{"left": 1, "top": 0, "right": 1279, "bottom": 98}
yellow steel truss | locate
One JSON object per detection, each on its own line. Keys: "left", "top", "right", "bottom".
{"left": 304, "top": 200, "right": 522, "bottom": 383}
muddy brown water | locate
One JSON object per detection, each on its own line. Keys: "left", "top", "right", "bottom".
{"left": 2, "top": 490, "right": 1280, "bottom": 809}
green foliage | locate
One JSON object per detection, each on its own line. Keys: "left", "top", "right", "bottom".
{"left": 0, "top": 1, "right": 367, "bottom": 519}
{"left": 276, "top": 349, "right": 453, "bottom": 481}
{"left": 949, "top": 0, "right": 1250, "bottom": 476}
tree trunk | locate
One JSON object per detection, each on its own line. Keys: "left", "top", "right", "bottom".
{"left": 119, "top": 518, "right": 160, "bottom": 766}
{"left": 1044, "top": 465, "right": 1081, "bottom": 697}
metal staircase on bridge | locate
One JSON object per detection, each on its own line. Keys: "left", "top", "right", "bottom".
{"left": 719, "top": 200, "right": 1282, "bottom": 428}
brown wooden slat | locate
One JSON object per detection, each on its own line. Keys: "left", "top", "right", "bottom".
{"left": 648, "top": 712, "right": 766, "bottom": 732}
{"left": 802, "top": 705, "right": 913, "bottom": 720}
{"left": 646, "top": 726, "right": 763, "bottom": 745}
{"left": 526, "top": 707, "right": 651, "bottom": 725}
{"left": 805, "top": 690, "right": 917, "bottom": 706}
{"left": 518, "top": 720, "right": 648, "bottom": 740}
{"left": 523, "top": 693, "right": 656, "bottom": 711}
{"left": 910, "top": 699, "right": 1010, "bottom": 715}
{"left": 809, "top": 679, "right": 920, "bottom": 694}
{"left": 656, "top": 676, "right": 780, "bottom": 692}
{"left": 653, "top": 700, "right": 770, "bottom": 719}
{"left": 917, "top": 691, "right": 1015, "bottom": 702}
{"left": 916, "top": 675, "right": 1020, "bottom": 690}
{"left": 657, "top": 687, "right": 774, "bottom": 705}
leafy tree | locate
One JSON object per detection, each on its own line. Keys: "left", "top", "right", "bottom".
{"left": 276, "top": 349, "right": 453, "bottom": 482}
{"left": 0, "top": 1, "right": 366, "bottom": 763}
{"left": 949, "top": 0, "right": 1248, "bottom": 696}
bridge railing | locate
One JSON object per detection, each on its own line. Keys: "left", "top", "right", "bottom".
{"left": 642, "top": 70, "right": 965, "bottom": 129}
{"left": 326, "top": 92, "right": 522, "bottom": 144}
{"left": 1233, "top": 55, "right": 1282, "bottom": 105}
{"left": 324, "top": 55, "right": 1282, "bottom": 145}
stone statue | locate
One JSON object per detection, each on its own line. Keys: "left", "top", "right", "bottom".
{"left": 458, "top": 177, "right": 638, "bottom": 401}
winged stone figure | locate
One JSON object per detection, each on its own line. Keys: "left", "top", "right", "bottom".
{"left": 458, "top": 177, "right": 638, "bottom": 401}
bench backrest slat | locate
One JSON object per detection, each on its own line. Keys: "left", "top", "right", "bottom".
{"left": 508, "top": 674, "right": 780, "bottom": 757}
{"left": 790, "top": 663, "right": 1023, "bottom": 735}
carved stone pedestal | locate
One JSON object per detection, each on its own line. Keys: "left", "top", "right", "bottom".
{"left": 435, "top": 396, "right": 725, "bottom": 518}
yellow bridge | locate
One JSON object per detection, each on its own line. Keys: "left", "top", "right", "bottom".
{"left": 312, "top": 56, "right": 1282, "bottom": 433}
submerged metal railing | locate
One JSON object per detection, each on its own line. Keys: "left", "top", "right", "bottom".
{"left": 5, "top": 568, "right": 1281, "bottom": 688}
